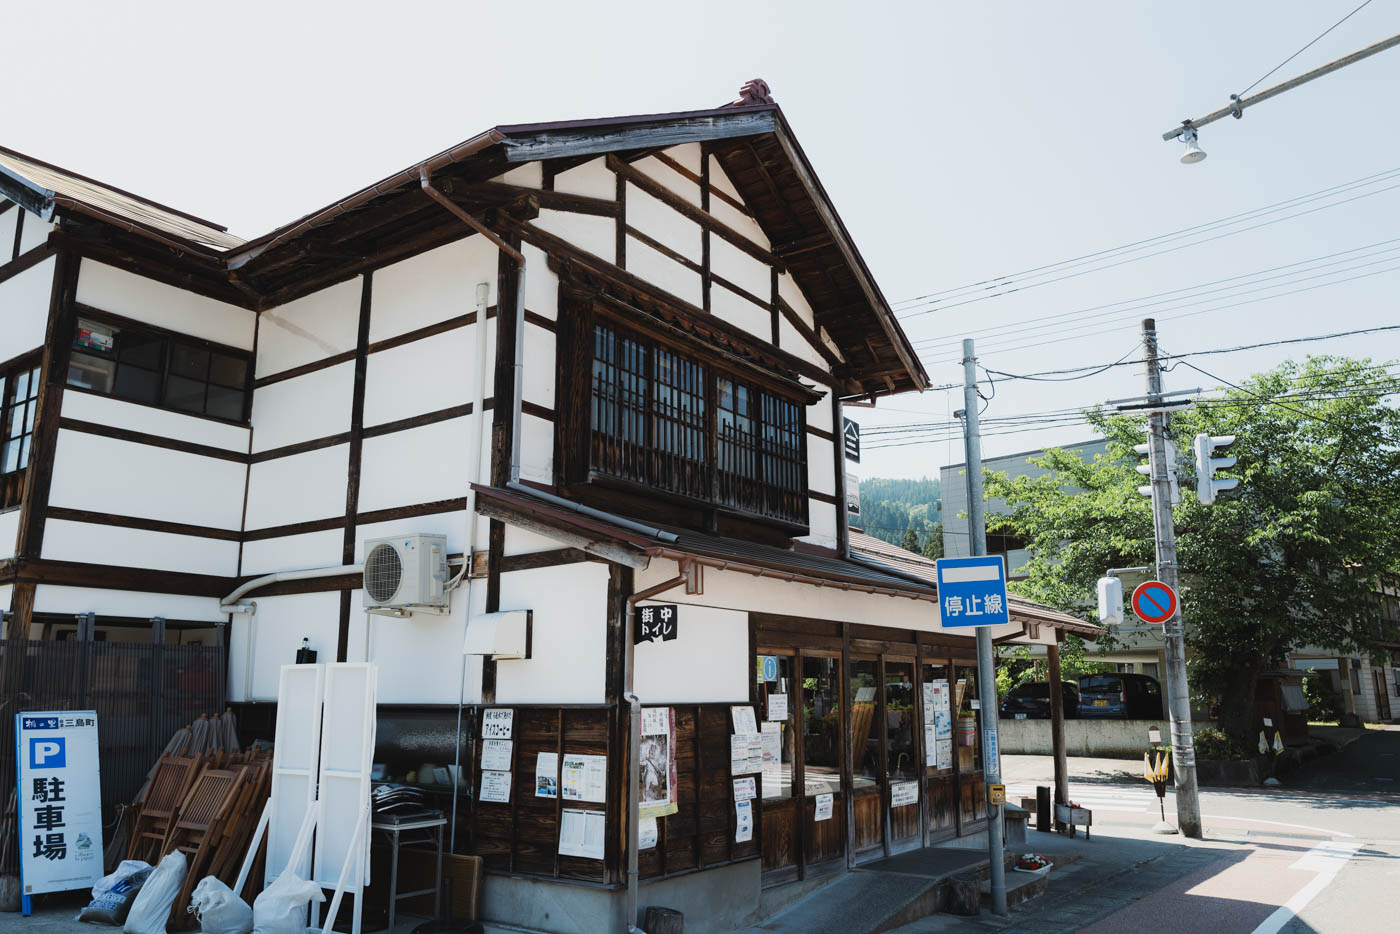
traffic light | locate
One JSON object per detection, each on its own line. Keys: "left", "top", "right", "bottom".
{"left": 1134, "top": 440, "right": 1181, "bottom": 504}
{"left": 1193, "top": 433, "right": 1238, "bottom": 505}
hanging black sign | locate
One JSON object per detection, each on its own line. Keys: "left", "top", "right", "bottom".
{"left": 843, "top": 417, "right": 861, "bottom": 463}
{"left": 634, "top": 604, "right": 679, "bottom": 644}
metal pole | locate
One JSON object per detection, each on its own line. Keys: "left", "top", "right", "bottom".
{"left": 961, "top": 339, "right": 1007, "bottom": 915}
{"left": 1162, "top": 32, "right": 1400, "bottom": 140}
{"left": 1141, "top": 318, "right": 1202, "bottom": 838}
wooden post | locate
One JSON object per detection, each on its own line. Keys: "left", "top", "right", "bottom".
{"left": 1046, "top": 640, "right": 1069, "bottom": 828}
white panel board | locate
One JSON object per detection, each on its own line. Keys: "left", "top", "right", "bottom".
{"left": 313, "top": 664, "right": 376, "bottom": 888}
{"left": 553, "top": 158, "right": 615, "bottom": 199}
{"left": 0, "top": 256, "right": 54, "bottom": 362}
{"left": 356, "top": 418, "right": 469, "bottom": 514}
{"left": 41, "top": 519, "right": 239, "bottom": 576}
{"left": 33, "top": 584, "right": 225, "bottom": 622}
{"left": 76, "top": 262, "right": 255, "bottom": 349}
{"left": 533, "top": 209, "right": 615, "bottom": 263}
{"left": 48, "top": 429, "right": 247, "bottom": 530}
{"left": 363, "top": 327, "right": 474, "bottom": 428}
{"left": 369, "top": 237, "right": 498, "bottom": 343}
{"left": 494, "top": 562, "right": 609, "bottom": 704}
{"left": 626, "top": 238, "right": 702, "bottom": 308}
{"left": 240, "top": 528, "right": 346, "bottom": 576}
{"left": 250, "top": 361, "right": 354, "bottom": 453}
{"left": 266, "top": 664, "right": 324, "bottom": 884}
{"left": 0, "top": 509, "right": 18, "bottom": 559}
{"left": 257, "top": 278, "right": 362, "bottom": 377}
{"left": 633, "top": 604, "right": 748, "bottom": 703}
{"left": 244, "top": 443, "right": 349, "bottom": 530}
{"left": 61, "top": 390, "right": 249, "bottom": 452}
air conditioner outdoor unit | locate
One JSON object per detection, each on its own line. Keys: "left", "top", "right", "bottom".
{"left": 363, "top": 533, "right": 449, "bottom": 616}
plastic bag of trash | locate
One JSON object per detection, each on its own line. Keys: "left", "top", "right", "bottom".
{"left": 79, "top": 860, "right": 153, "bottom": 925}
{"left": 188, "top": 876, "right": 253, "bottom": 934}
{"left": 252, "top": 868, "right": 324, "bottom": 934}
{"left": 123, "top": 850, "right": 187, "bottom": 934}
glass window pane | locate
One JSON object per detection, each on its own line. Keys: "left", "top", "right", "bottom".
{"left": 2, "top": 439, "right": 18, "bottom": 474}
{"left": 68, "top": 353, "right": 116, "bottom": 393}
{"left": 163, "top": 374, "right": 206, "bottom": 413}
{"left": 205, "top": 384, "right": 245, "bottom": 421}
{"left": 118, "top": 331, "right": 165, "bottom": 371}
{"left": 113, "top": 366, "right": 161, "bottom": 405}
{"left": 886, "top": 660, "right": 917, "bottom": 781}
{"left": 74, "top": 319, "right": 117, "bottom": 356}
{"left": 955, "top": 666, "right": 982, "bottom": 772}
{"left": 850, "top": 658, "right": 880, "bottom": 786}
{"left": 209, "top": 353, "right": 247, "bottom": 388}
{"left": 169, "top": 343, "right": 210, "bottom": 380}
{"left": 922, "top": 663, "right": 953, "bottom": 774}
{"left": 802, "top": 656, "right": 841, "bottom": 796}
{"left": 758, "top": 654, "right": 794, "bottom": 799}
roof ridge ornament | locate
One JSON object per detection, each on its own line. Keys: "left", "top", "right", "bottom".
{"left": 729, "top": 78, "right": 774, "bottom": 107}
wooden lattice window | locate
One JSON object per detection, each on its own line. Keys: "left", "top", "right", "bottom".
{"left": 0, "top": 356, "right": 41, "bottom": 511}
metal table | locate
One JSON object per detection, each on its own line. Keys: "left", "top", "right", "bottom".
{"left": 372, "top": 812, "right": 446, "bottom": 932}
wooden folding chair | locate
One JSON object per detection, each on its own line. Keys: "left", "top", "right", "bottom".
{"left": 164, "top": 768, "right": 245, "bottom": 927}
{"left": 128, "top": 755, "right": 201, "bottom": 863}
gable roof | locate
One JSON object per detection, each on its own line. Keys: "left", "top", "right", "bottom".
{"left": 1, "top": 98, "right": 927, "bottom": 397}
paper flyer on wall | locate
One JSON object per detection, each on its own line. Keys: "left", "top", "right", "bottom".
{"left": 814, "top": 792, "right": 834, "bottom": 822}
{"left": 480, "top": 769, "right": 512, "bottom": 803}
{"left": 482, "top": 708, "right": 513, "bottom": 739}
{"left": 558, "top": 809, "right": 606, "bottom": 860}
{"left": 933, "top": 681, "right": 952, "bottom": 740}
{"left": 759, "top": 724, "right": 783, "bottom": 797}
{"left": 766, "top": 693, "right": 788, "bottom": 721}
{"left": 535, "top": 752, "right": 558, "bottom": 798}
{"left": 480, "top": 739, "right": 512, "bottom": 771}
{"left": 731, "top": 705, "right": 758, "bottom": 734}
{"left": 732, "top": 777, "right": 756, "bottom": 801}
{"left": 735, "top": 800, "right": 753, "bottom": 843}
{"left": 638, "top": 817, "right": 658, "bottom": 850}
{"left": 561, "top": 754, "right": 607, "bottom": 802}
{"left": 730, "top": 733, "right": 762, "bottom": 775}
{"left": 936, "top": 738, "right": 953, "bottom": 770}
{"left": 639, "top": 707, "right": 679, "bottom": 819}
{"left": 924, "top": 724, "right": 937, "bottom": 767}
{"left": 891, "top": 781, "right": 918, "bottom": 808}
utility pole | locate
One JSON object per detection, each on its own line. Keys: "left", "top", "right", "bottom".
{"left": 960, "top": 338, "right": 1007, "bottom": 915}
{"left": 1141, "top": 318, "right": 1203, "bottom": 839}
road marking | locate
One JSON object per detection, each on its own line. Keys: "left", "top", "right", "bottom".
{"left": 1247, "top": 840, "right": 1361, "bottom": 934}
{"left": 1200, "top": 814, "right": 1354, "bottom": 837}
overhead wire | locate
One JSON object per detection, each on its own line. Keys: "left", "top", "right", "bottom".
{"left": 1236, "top": 0, "right": 1377, "bottom": 97}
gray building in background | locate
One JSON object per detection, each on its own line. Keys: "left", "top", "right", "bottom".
{"left": 941, "top": 439, "right": 1110, "bottom": 579}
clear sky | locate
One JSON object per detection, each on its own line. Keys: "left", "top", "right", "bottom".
{"left": 12, "top": 1, "right": 1399, "bottom": 480}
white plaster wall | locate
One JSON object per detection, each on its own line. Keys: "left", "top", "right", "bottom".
{"left": 48, "top": 430, "right": 247, "bottom": 530}
{"left": 807, "top": 397, "right": 835, "bottom": 434}
{"left": 807, "top": 437, "right": 836, "bottom": 497}
{"left": 632, "top": 156, "right": 700, "bottom": 208}
{"left": 358, "top": 587, "right": 484, "bottom": 705}
{"left": 533, "top": 209, "right": 614, "bottom": 264}
{"left": 496, "top": 163, "right": 542, "bottom": 189}
{"left": 76, "top": 262, "right": 255, "bottom": 350}
{"left": 355, "top": 507, "right": 470, "bottom": 561}
{"left": 0, "top": 256, "right": 54, "bottom": 361}
{"left": 363, "top": 329, "right": 473, "bottom": 427}
{"left": 17, "top": 215, "right": 53, "bottom": 254}
{"left": 552, "top": 158, "right": 614, "bottom": 200}
{"left": 230, "top": 591, "right": 341, "bottom": 702}
{"left": 244, "top": 443, "right": 349, "bottom": 530}
{"left": 0, "top": 210, "right": 16, "bottom": 253}
{"left": 41, "top": 518, "right": 239, "bottom": 576}
{"left": 0, "top": 584, "right": 10, "bottom": 615}
{"left": 34, "top": 584, "right": 225, "bottom": 622}
{"left": 0, "top": 509, "right": 18, "bottom": 559}
{"left": 626, "top": 239, "right": 702, "bottom": 308}
{"left": 62, "top": 390, "right": 250, "bottom": 452}
{"left": 357, "top": 418, "right": 469, "bottom": 513}
{"left": 520, "top": 323, "right": 556, "bottom": 410}
{"left": 710, "top": 285, "right": 770, "bottom": 342}
{"left": 250, "top": 361, "right": 354, "bottom": 453}
{"left": 240, "top": 528, "right": 345, "bottom": 576}
{"left": 778, "top": 316, "right": 827, "bottom": 370}
{"left": 800, "top": 502, "right": 839, "bottom": 551}
{"left": 518, "top": 412, "right": 554, "bottom": 486}
{"left": 708, "top": 161, "right": 770, "bottom": 248}
{"left": 494, "top": 561, "right": 610, "bottom": 704}
{"left": 626, "top": 186, "right": 701, "bottom": 262}
{"left": 369, "top": 237, "right": 498, "bottom": 343}
{"left": 633, "top": 604, "right": 748, "bottom": 703}
{"left": 664, "top": 143, "right": 702, "bottom": 175}
{"left": 504, "top": 525, "right": 570, "bottom": 556}
{"left": 778, "top": 272, "right": 817, "bottom": 329}
{"left": 522, "top": 243, "right": 559, "bottom": 321}
{"left": 256, "top": 278, "right": 362, "bottom": 377}
{"left": 711, "top": 235, "right": 770, "bottom": 302}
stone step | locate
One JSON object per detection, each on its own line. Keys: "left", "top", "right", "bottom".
{"left": 731, "top": 872, "right": 941, "bottom": 934}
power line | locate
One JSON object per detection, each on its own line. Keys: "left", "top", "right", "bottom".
{"left": 1238, "top": 0, "right": 1376, "bottom": 97}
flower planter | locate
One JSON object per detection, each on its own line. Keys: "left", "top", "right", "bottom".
{"left": 1013, "top": 861, "right": 1053, "bottom": 877}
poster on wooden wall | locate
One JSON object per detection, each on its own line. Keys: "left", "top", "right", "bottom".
{"left": 535, "top": 752, "right": 559, "bottom": 798}
{"left": 814, "top": 792, "right": 834, "bottom": 821}
{"left": 480, "top": 769, "right": 512, "bottom": 803}
{"left": 480, "top": 739, "right": 512, "bottom": 771}
{"left": 639, "top": 707, "right": 678, "bottom": 819}
{"left": 561, "top": 754, "right": 607, "bottom": 802}
{"left": 558, "top": 809, "right": 606, "bottom": 860}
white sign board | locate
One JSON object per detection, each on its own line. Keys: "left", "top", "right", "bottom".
{"left": 16, "top": 711, "right": 104, "bottom": 902}
{"left": 480, "top": 739, "right": 513, "bottom": 772}
{"left": 481, "top": 709, "right": 513, "bottom": 739}
{"left": 814, "top": 792, "right": 834, "bottom": 822}
{"left": 480, "top": 770, "right": 512, "bottom": 803}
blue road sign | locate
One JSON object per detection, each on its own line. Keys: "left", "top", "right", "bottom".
{"left": 1131, "top": 580, "right": 1178, "bottom": 624}
{"left": 936, "top": 556, "right": 1011, "bottom": 629}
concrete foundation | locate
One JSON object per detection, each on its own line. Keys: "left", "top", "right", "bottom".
{"left": 997, "top": 718, "right": 1214, "bottom": 758}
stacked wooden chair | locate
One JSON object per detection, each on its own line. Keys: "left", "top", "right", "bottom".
{"left": 128, "top": 755, "right": 202, "bottom": 864}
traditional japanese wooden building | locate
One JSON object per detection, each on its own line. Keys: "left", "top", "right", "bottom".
{"left": 0, "top": 84, "right": 1093, "bottom": 932}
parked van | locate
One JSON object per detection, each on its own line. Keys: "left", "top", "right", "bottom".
{"left": 1077, "top": 673, "right": 1164, "bottom": 718}
{"left": 999, "top": 681, "right": 1080, "bottom": 719}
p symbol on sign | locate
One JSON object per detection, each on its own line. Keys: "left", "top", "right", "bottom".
{"left": 29, "top": 738, "right": 66, "bottom": 769}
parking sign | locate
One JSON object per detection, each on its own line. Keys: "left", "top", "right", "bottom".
{"left": 15, "top": 711, "right": 103, "bottom": 912}
{"left": 935, "top": 556, "right": 1011, "bottom": 629}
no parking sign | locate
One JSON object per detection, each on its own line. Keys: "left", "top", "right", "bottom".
{"left": 1131, "top": 581, "right": 1179, "bottom": 625}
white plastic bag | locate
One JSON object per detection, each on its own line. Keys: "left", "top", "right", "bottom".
{"left": 123, "top": 850, "right": 187, "bottom": 934}
{"left": 189, "top": 877, "right": 253, "bottom": 934}
{"left": 251, "top": 869, "right": 324, "bottom": 934}
{"left": 79, "top": 860, "right": 152, "bottom": 924}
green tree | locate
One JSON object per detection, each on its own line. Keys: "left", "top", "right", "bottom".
{"left": 921, "top": 523, "right": 945, "bottom": 561}
{"left": 900, "top": 528, "right": 920, "bottom": 552}
{"left": 984, "top": 357, "right": 1400, "bottom": 748}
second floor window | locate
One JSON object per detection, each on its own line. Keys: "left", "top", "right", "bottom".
{"left": 589, "top": 323, "right": 807, "bottom": 526}
{"left": 1, "top": 357, "right": 41, "bottom": 511}
{"left": 67, "top": 316, "right": 250, "bottom": 422}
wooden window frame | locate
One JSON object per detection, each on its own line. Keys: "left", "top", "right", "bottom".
{"left": 0, "top": 352, "right": 42, "bottom": 511}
